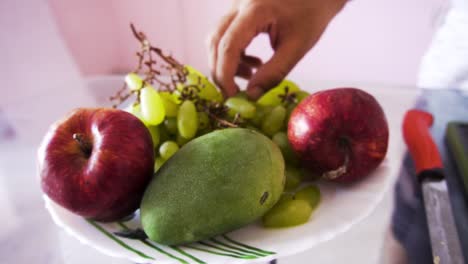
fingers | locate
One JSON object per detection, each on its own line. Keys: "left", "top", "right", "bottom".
{"left": 207, "top": 12, "right": 237, "bottom": 80}
{"left": 235, "top": 54, "right": 263, "bottom": 79}
{"left": 246, "top": 39, "right": 308, "bottom": 99}
{"left": 241, "top": 53, "right": 262, "bottom": 68}
{"left": 215, "top": 10, "right": 272, "bottom": 97}
{"left": 236, "top": 63, "right": 253, "bottom": 79}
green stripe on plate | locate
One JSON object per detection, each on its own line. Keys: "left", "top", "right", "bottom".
{"left": 183, "top": 245, "right": 257, "bottom": 259}
{"left": 198, "top": 241, "right": 258, "bottom": 258}
{"left": 222, "top": 234, "right": 275, "bottom": 255}
{"left": 117, "top": 222, "right": 190, "bottom": 264}
{"left": 170, "top": 246, "right": 207, "bottom": 264}
{"left": 209, "top": 238, "right": 268, "bottom": 257}
{"left": 87, "top": 220, "right": 154, "bottom": 260}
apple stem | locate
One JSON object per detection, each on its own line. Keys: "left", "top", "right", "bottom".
{"left": 322, "top": 153, "right": 349, "bottom": 180}
{"left": 73, "top": 133, "right": 92, "bottom": 157}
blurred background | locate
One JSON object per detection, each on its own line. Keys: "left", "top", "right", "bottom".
{"left": 50, "top": 0, "right": 444, "bottom": 85}
{"left": 0, "top": 0, "right": 462, "bottom": 263}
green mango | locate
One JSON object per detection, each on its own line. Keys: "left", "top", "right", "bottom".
{"left": 141, "top": 128, "right": 285, "bottom": 245}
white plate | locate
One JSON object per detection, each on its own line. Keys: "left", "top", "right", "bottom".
{"left": 44, "top": 158, "right": 396, "bottom": 264}
{"left": 47, "top": 78, "right": 414, "bottom": 263}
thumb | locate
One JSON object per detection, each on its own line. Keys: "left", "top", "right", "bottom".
{"left": 246, "top": 40, "right": 307, "bottom": 99}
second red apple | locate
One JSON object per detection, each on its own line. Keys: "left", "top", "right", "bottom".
{"left": 288, "top": 88, "right": 389, "bottom": 182}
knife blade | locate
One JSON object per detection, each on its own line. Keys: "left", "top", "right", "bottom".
{"left": 402, "top": 109, "right": 464, "bottom": 264}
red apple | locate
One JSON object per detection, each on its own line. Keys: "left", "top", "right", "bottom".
{"left": 38, "top": 108, "right": 154, "bottom": 221}
{"left": 288, "top": 88, "right": 388, "bottom": 182}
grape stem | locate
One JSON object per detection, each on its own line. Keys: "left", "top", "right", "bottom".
{"left": 111, "top": 24, "right": 241, "bottom": 130}
{"left": 130, "top": 23, "right": 186, "bottom": 88}
{"left": 110, "top": 24, "right": 189, "bottom": 108}
{"left": 109, "top": 83, "right": 132, "bottom": 108}
{"left": 207, "top": 112, "right": 238, "bottom": 128}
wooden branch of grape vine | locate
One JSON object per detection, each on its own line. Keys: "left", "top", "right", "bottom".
{"left": 110, "top": 23, "right": 243, "bottom": 130}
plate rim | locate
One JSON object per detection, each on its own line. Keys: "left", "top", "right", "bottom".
{"left": 44, "top": 161, "right": 396, "bottom": 264}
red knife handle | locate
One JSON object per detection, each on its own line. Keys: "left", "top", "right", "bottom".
{"left": 403, "top": 109, "right": 443, "bottom": 175}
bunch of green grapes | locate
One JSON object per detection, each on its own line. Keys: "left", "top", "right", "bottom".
{"left": 123, "top": 65, "right": 319, "bottom": 228}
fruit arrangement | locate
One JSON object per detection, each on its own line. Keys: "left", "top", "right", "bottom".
{"left": 38, "top": 25, "right": 389, "bottom": 246}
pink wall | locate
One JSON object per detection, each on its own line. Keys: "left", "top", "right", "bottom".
{"left": 49, "top": 0, "right": 186, "bottom": 75}
{"left": 49, "top": 0, "right": 444, "bottom": 87}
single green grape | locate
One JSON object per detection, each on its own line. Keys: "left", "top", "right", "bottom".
{"left": 251, "top": 105, "right": 273, "bottom": 127}
{"left": 160, "top": 92, "right": 179, "bottom": 117}
{"left": 272, "top": 131, "right": 288, "bottom": 145}
{"left": 177, "top": 100, "right": 199, "bottom": 139}
{"left": 296, "top": 90, "right": 310, "bottom": 103}
{"left": 284, "top": 166, "right": 303, "bottom": 191}
{"left": 262, "top": 105, "right": 286, "bottom": 136}
{"left": 286, "top": 104, "right": 296, "bottom": 123}
{"left": 164, "top": 117, "right": 178, "bottom": 135}
{"left": 199, "top": 78, "right": 224, "bottom": 102}
{"left": 159, "top": 141, "right": 179, "bottom": 160}
{"left": 295, "top": 185, "right": 321, "bottom": 210}
{"left": 176, "top": 65, "right": 223, "bottom": 102}
{"left": 198, "top": 112, "right": 210, "bottom": 130}
{"left": 147, "top": 125, "right": 160, "bottom": 149}
{"left": 257, "top": 80, "right": 300, "bottom": 106}
{"left": 262, "top": 197, "right": 312, "bottom": 228}
{"left": 184, "top": 65, "right": 223, "bottom": 102}
{"left": 125, "top": 103, "right": 148, "bottom": 126}
{"left": 272, "top": 131, "right": 299, "bottom": 165}
{"left": 125, "top": 73, "right": 143, "bottom": 91}
{"left": 272, "top": 193, "right": 295, "bottom": 206}
{"left": 176, "top": 132, "right": 191, "bottom": 146}
{"left": 154, "top": 156, "right": 166, "bottom": 172}
{"left": 233, "top": 91, "right": 248, "bottom": 99}
{"left": 225, "top": 97, "right": 256, "bottom": 119}
{"left": 171, "top": 89, "right": 183, "bottom": 104}
{"left": 140, "top": 86, "right": 165, "bottom": 125}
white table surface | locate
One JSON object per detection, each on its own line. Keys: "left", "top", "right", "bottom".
{"left": 0, "top": 81, "right": 420, "bottom": 264}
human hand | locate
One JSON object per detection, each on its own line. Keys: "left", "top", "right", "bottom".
{"left": 208, "top": 0, "right": 347, "bottom": 99}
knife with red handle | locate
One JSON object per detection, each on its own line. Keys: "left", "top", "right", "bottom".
{"left": 403, "top": 109, "right": 463, "bottom": 264}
